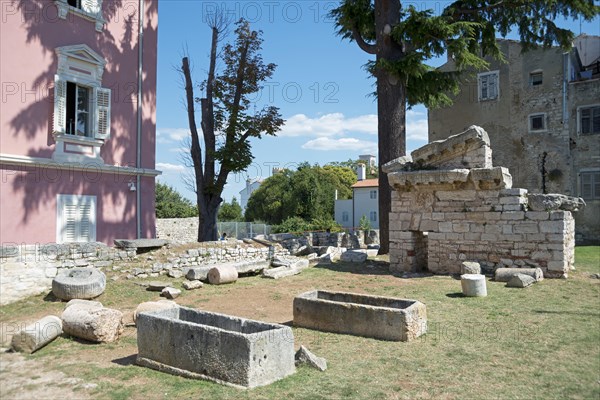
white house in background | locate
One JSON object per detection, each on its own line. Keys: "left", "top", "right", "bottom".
{"left": 335, "top": 164, "right": 379, "bottom": 229}
{"left": 239, "top": 178, "right": 263, "bottom": 211}
{"left": 359, "top": 154, "right": 376, "bottom": 168}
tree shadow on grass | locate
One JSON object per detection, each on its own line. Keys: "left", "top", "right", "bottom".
{"left": 112, "top": 354, "right": 137, "bottom": 366}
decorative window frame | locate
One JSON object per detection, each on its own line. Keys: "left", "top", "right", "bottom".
{"left": 477, "top": 70, "right": 499, "bottom": 102}
{"left": 528, "top": 113, "right": 547, "bottom": 133}
{"left": 53, "top": 44, "right": 111, "bottom": 163}
{"left": 55, "top": 0, "right": 105, "bottom": 32}
{"left": 577, "top": 104, "right": 600, "bottom": 136}
{"left": 56, "top": 194, "right": 97, "bottom": 243}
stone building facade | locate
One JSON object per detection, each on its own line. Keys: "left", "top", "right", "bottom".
{"left": 428, "top": 36, "right": 600, "bottom": 243}
{"left": 385, "top": 126, "right": 582, "bottom": 279}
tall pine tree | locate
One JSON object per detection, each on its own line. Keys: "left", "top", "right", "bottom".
{"left": 331, "top": 0, "right": 599, "bottom": 254}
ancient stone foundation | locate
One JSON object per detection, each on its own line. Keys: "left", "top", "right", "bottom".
{"left": 385, "top": 126, "right": 582, "bottom": 278}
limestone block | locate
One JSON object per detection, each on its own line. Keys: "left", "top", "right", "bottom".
{"left": 381, "top": 155, "right": 413, "bottom": 173}
{"left": 134, "top": 300, "right": 178, "bottom": 323}
{"left": 340, "top": 250, "right": 368, "bottom": 263}
{"left": 61, "top": 303, "right": 123, "bottom": 343}
{"left": 461, "top": 261, "right": 481, "bottom": 275}
{"left": 469, "top": 167, "right": 513, "bottom": 190}
{"left": 528, "top": 194, "right": 585, "bottom": 212}
{"left": 182, "top": 280, "right": 204, "bottom": 290}
{"left": 494, "top": 268, "right": 543, "bottom": 282}
{"left": 295, "top": 345, "right": 327, "bottom": 371}
{"left": 388, "top": 169, "right": 470, "bottom": 190}
{"left": 186, "top": 267, "right": 212, "bottom": 281}
{"left": 263, "top": 266, "right": 301, "bottom": 279}
{"left": 161, "top": 287, "right": 181, "bottom": 299}
{"left": 460, "top": 274, "right": 487, "bottom": 297}
{"left": 506, "top": 274, "right": 536, "bottom": 288}
{"left": 207, "top": 265, "right": 238, "bottom": 285}
{"left": 11, "top": 315, "right": 63, "bottom": 354}
{"left": 411, "top": 125, "right": 492, "bottom": 169}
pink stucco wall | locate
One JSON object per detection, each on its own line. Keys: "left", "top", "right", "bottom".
{"left": 0, "top": 0, "right": 158, "bottom": 245}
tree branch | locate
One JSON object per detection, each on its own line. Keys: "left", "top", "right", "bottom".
{"left": 352, "top": 25, "right": 377, "bottom": 55}
{"left": 181, "top": 57, "right": 204, "bottom": 190}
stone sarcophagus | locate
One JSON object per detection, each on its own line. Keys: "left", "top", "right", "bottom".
{"left": 136, "top": 307, "right": 295, "bottom": 389}
{"left": 384, "top": 126, "right": 583, "bottom": 278}
{"left": 293, "top": 290, "right": 427, "bottom": 341}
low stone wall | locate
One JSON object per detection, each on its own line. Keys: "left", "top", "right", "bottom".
{"left": 0, "top": 243, "right": 135, "bottom": 305}
{"left": 156, "top": 218, "right": 199, "bottom": 243}
{"left": 0, "top": 240, "right": 289, "bottom": 305}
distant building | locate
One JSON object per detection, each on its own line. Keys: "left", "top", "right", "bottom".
{"left": 335, "top": 177, "right": 379, "bottom": 230}
{"left": 428, "top": 36, "right": 600, "bottom": 243}
{"left": 239, "top": 178, "right": 263, "bottom": 212}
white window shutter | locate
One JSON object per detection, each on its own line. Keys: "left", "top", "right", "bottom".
{"left": 95, "top": 87, "right": 111, "bottom": 140}
{"left": 63, "top": 204, "right": 78, "bottom": 242}
{"left": 53, "top": 75, "right": 67, "bottom": 134}
{"left": 81, "top": 0, "right": 100, "bottom": 15}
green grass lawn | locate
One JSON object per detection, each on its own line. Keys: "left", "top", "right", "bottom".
{"left": 1, "top": 246, "right": 598, "bottom": 400}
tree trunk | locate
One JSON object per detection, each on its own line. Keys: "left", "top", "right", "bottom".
{"left": 374, "top": 0, "right": 405, "bottom": 254}
{"left": 197, "top": 195, "right": 219, "bottom": 242}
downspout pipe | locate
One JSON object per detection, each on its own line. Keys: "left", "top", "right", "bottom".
{"left": 136, "top": 0, "right": 144, "bottom": 238}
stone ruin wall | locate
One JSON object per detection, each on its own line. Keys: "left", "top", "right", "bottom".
{"left": 385, "top": 126, "right": 582, "bottom": 278}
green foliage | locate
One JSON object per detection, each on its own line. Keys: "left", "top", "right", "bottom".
{"left": 272, "top": 216, "right": 343, "bottom": 234}
{"left": 358, "top": 215, "right": 372, "bottom": 231}
{"left": 218, "top": 197, "right": 243, "bottom": 221}
{"left": 208, "top": 20, "right": 284, "bottom": 174}
{"left": 331, "top": 0, "right": 599, "bottom": 109}
{"left": 245, "top": 163, "right": 357, "bottom": 225}
{"left": 327, "top": 159, "right": 377, "bottom": 179}
{"left": 155, "top": 183, "right": 197, "bottom": 218}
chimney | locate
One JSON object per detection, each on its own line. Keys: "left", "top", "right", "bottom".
{"left": 357, "top": 164, "right": 366, "bottom": 181}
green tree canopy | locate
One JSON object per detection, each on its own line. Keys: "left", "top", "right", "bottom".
{"left": 155, "top": 182, "right": 197, "bottom": 218}
{"left": 218, "top": 197, "right": 243, "bottom": 221}
{"left": 245, "top": 164, "right": 356, "bottom": 225}
{"left": 330, "top": 0, "right": 599, "bottom": 253}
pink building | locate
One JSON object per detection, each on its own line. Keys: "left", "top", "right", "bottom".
{"left": 0, "top": 0, "right": 160, "bottom": 245}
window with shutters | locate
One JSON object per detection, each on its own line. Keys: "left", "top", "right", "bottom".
{"left": 478, "top": 71, "right": 499, "bottom": 101}
{"left": 57, "top": 195, "right": 97, "bottom": 243}
{"left": 578, "top": 105, "right": 600, "bottom": 135}
{"left": 580, "top": 171, "right": 600, "bottom": 200}
{"left": 55, "top": 0, "right": 105, "bottom": 32}
{"left": 53, "top": 45, "right": 110, "bottom": 162}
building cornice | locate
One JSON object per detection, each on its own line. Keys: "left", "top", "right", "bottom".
{"left": 0, "top": 154, "right": 162, "bottom": 177}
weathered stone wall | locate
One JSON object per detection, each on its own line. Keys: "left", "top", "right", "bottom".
{"left": 0, "top": 240, "right": 289, "bottom": 305}
{"left": 386, "top": 126, "right": 580, "bottom": 278}
{"left": 0, "top": 243, "right": 134, "bottom": 305}
{"left": 156, "top": 218, "right": 199, "bottom": 243}
{"left": 390, "top": 189, "right": 575, "bottom": 277}
{"left": 428, "top": 39, "right": 600, "bottom": 243}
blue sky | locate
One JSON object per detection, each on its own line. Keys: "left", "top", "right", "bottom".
{"left": 155, "top": 1, "right": 599, "bottom": 203}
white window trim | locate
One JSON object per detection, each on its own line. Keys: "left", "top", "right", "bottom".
{"left": 370, "top": 190, "right": 377, "bottom": 199}
{"left": 477, "top": 70, "right": 499, "bottom": 102}
{"left": 53, "top": 44, "right": 110, "bottom": 163}
{"left": 55, "top": 0, "right": 105, "bottom": 32}
{"left": 528, "top": 113, "right": 547, "bottom": 133}
{"left": 577, "top": 104, "right": 600, "bottom": 136}
{"left": 56, "top": 194, "right": 97, "bottom": 243}
{"left": 369, "top": 211, "right": 377, "bottom": 222}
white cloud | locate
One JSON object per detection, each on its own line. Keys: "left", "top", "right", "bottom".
{"left": 406, "top": 117, "right": 428, "bottom": 142}
{"left": 279, "top": 113, "right": 377, "bottom": 137}
{"left": 157, "top": 128, "right": 189, "bottom": 142}
{"left": 156, "top": 162, "right": 186, "bottom": 172}
{"left": 302, "top": 137, "right": 377, "bottom": 153}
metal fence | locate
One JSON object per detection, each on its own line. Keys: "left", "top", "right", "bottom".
{"left": 217, "top": 222, "right": 272, "bottom": 240}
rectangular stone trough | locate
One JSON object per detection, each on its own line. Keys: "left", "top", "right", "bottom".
{"left": 136, "top": 306, "right": 295, "bottom": 389}
{"left": 293, "top": 290, "right": 427, "bottom": 341}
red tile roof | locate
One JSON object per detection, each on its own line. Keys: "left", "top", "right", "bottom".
{"left": 351, "top": 178, "right": 379, "bottom": 188}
